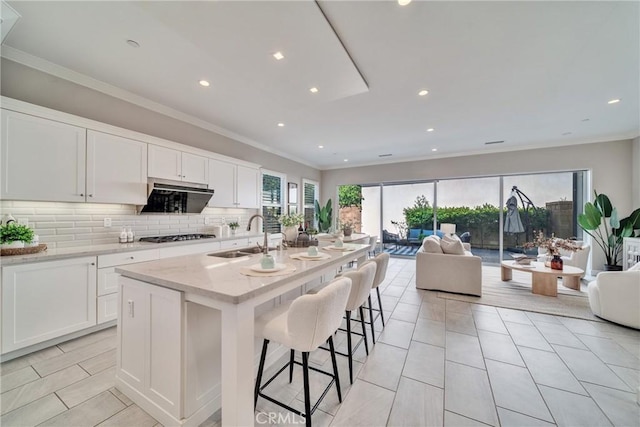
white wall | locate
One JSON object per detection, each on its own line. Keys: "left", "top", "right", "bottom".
{"left": 633, "top": 137, "right": 640, "bottom": 209}
{"left": 322, "top": 139, "right": 636, "bottom": 269}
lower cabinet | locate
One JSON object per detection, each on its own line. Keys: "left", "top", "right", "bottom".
{"left": 117, "top": 277, "right": 220, "bottom": 425}
{"left": 1, "top": 257, "right": 97, "bottom": 353}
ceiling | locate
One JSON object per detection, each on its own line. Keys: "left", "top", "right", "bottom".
{"left": 2, "top": 1, "right": 639, "bottom": 170}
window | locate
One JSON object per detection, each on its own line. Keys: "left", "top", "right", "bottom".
{"left": 261, "top": 171, "right": 285, "bottom": 234}
{"left": 303, "top": 179, "right": 319, "bottom": 229}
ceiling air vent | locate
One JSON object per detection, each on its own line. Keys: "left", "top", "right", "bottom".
{"left": 378, "top": 154, "right": 393, "bottom": 157}
{"left": 484, "top": 140, "right": 505, "bottom": 145}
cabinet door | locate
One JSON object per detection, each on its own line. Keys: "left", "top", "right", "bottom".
{"left": 1, "top": 257, "right": 97, "bottom": 353}
{"left": 148, "top": 145, "right": 182, "bottom": 181}
{"left": 118, "top": 277, "right": 147, "bottom": 392}
{"left": 207, "top": 158, "right": 236, "bottom": 207}
{"left": 1, "top": 109, "right": 86, "bottom": 202}
{"left": 236, "top": 165, "right": 260, "bottom": 208}
{"left": 97, "top": 294, "right": 118, "bottom": 324}
{"left": 181, "top": 152, "right": 208, "bottom": 184}
{"left": 86, "top": 131, "right": 148, "bottom": 204}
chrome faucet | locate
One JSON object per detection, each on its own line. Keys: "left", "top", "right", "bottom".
{"left": 247, "top": 214, "right": 269, "bottom": 255}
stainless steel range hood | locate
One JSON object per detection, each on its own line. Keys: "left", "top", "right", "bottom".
{"left": 140, "top": 179, "right": 214, "bottom": 214}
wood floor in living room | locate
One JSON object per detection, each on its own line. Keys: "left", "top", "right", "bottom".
{"left": 1, "top": 258, "right": 638, "bottom": 426}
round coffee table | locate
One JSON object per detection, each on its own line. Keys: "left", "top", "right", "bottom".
{"left": 500, "top": 261, "right": 584, "bottom": 297}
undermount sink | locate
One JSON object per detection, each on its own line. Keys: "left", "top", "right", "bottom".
{"left": 207, "top": 247, "right": 277, "bottom": 258}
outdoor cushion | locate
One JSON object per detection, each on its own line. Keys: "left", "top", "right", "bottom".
{"left": 441, "top": 235, "right": 465, "bottom": 255}
{"left": 408, "top": 229, "right": 422, "bottom": 240}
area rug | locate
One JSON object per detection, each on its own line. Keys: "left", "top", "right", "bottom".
{"left": 435, "top": 265, "right": 602, "bottom": 322}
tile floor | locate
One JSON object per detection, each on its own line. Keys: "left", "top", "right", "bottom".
{"left": 1, "top": 258, "right": 639, "bottom": 426}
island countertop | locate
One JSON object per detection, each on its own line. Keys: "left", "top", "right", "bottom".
{"left": 116, "top": 243, "right": 370, "bottom": 304}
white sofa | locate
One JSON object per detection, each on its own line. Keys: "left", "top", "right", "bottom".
{"left": 587, "top": 266, "right": 640, "bottom": 329}
{"left": 415, "top": 236, "right": 482, "bottom": 296}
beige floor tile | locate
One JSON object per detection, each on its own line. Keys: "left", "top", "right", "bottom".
{"left": 418, "top": 301, "right": 446, "bottom": 322}
{"left": 398, "top": 289, "right": 423, "bottom": 306}
{"left": 57, "top": 327, "right": 117, "bottom": 353}
{"left": 445, "top": 312, "right": 477, "bottom": 337}
{"left": 582, "top": 382, "right": 640, "bottom": 427}
{"left": 110, "top": 387, "right": 133, "bottom": 406}
{"left": 0, "top": 347, "right": 63, "bottom": 376}
{"left": 378, "top": 319, "right": 415, "bottom": 349}
{"left": 388, "top": 376, "right": 443, "bottom": 426}
{"left": 445, "top": 331, "right": 485, "bottom": 369}
{"left": 519, "top": 346, "right": 587, "bottom": 395}
{"left": 444, "top": 361, "right": 499, "bottom": 426}
{"left": 412, "top": 318, "right": 445, "bottom": 347}
{"left": 78, "top": 348, "right": 117, "bottom": 375}
{"left": 0, "top": 394, "right": 66, "bottom": 427}
{"left": 534, "top": 321, "right": 588, "bottom": 349}
{"left": 383, "top": 285, "right": 405, "bottom": 298}
{"left": 56, "top": 366, "right": 116, "bottom": 407}
{"left": 1, "top": 365, "right": 88, "bottom": 415}
{"left": 402, "top": 340, "right": 444, "bottom": 388}
{"left": 576, "top": 334, "right": 640, "bottom": 369}
{"left": 446, "top": 299, "right": 473, "bottom": 315}
{"left": 505, "top": 322, "right": 553, "bottom": 352}
{"left": 557, "top": 317, "right": 602, "bottom": 336}
{"left": 553, "top": 344, "right": 631, "bottom": 391}
{"left": 444, "top": 410, "right": 493, "bottom": 426}
{"left": 607, "top": 364, "right": 640, "bottom": 391}
{"left": 97, "top": 403, "right": 157, "bottom": 427}
{"left": 477, "top": 330, "right": 524, "bottom": 367}
{"left": 539, "top": 384, "right": 611, "bottom": 427}
{"left": 497, "top": 407, "right": 555, "bottom": 426}
{"left": 357, "top": 343, "right": 406, "bottom": 391}
{"left": 485, "top": 360, "right": 553, "bottom": 422}
{"left": 390, "top": 302, "right": 420, "bottom": 323}
{"left": 497, "top": 307, "right": 534, "bottom": 325}
{"left": 330, "top": 380, "right": 395, "bottom": 427}
{"left": 32, "top": 337, "right": 116, "bottom": 377}
{"left": 39, "top": 390, "right": 125, "bottom": 427}
{"left": 525, "top": 311, "right": 562, "bottom": 325}
{"left": 0, "top": 365, "right": 39, "bottom": 393}
{"left": 471, "top": 304, "right": 497, "bottom": 314}
{"left": 472, "top": 312, "right": 508, "bottom": 335}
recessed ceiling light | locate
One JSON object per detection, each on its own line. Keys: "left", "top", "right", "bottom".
{"left": 277, "top": 123, "right": 285, "bottom": 127}
{"left": 608, "top": 98, "right": 620, "bottom": 104}
{"left": 344, "top": 159, "right": 349, "bottom": 162}
{"left": 431, "top": 148, "right": 437, "bottom": 152}
{"left": 309, "top": 87, "right": 319, "bottom": 93}
{"left": 427, "top": 128, "right": 434, "bottom": 132}
{"left": 418, "top": 90, "right": 429, "bottom": 96}
{"left": 582, "top": 118, "right": 590, "bottom": 122}
{"left": 273, "top": 51, "right": 284, "bottom": 60}
{"left": 126, "top": 39, "right": 140, "bottom": 48}
{"left": 318, "top": 145, "right": 324, "bottom": 149}
{"left": 199, "top": 80, "right": 210, "bottom": 87}
{"left": 398, "top": 0, "right": 412, "bottom": 5}
{"left": 378, "top": 154, "right": 393, "bottom": 157}
{"left": 562, "top": 132, "right": 572, "bottom": 136}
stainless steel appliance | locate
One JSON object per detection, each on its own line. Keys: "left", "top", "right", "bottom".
{"left": 140, "top": 179, "right": 215, "bottom": 214}
{"left": 139, "top": 233, "right": 216, "bottom": 243}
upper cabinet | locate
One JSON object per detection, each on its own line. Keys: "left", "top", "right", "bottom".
{"left": 208, "top": 159, "right": 260, "bottom": 209}
{"left": 148, "top": 145, "right": 208, "bottom": 185}
{"left": 1, "top": 110, "right": 86, "bottom": 202}
{"left": 87, "top": 131, "right": 147, "bottom": 204}
{"left": 0, "top": 110, "right": 149, "bottom": 204}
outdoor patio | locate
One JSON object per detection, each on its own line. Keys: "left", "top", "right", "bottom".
{"left": 383, "top": 245, "right": 503, "bottom": 265}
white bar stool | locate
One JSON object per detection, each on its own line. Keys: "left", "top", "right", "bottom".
{"left": 363, "top": 252, "right": 390, "bottom": 343}
{"left": 254, "top": 277, "right": 352, "bottom": 427}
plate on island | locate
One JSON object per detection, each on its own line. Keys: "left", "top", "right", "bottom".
{"left": 249, "top": 263, "right": 287, "bottom": 273}
{"left": 325, "top": 245, "right": 356, "bottom": 251}
{"left": 298, "top": 253, "right": 329, "bottom": 259}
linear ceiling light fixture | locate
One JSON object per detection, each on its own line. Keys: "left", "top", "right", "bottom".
{"left": 484, "top": 140, "right": 504, "bottom": 145}
{"left": 607, "top": 98, "right": 621, "bottom": 104}
{"left": 398, "top": 0, "right": 412, "bottom": 5}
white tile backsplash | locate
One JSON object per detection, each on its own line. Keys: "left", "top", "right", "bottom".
{"left": 1, "top": 201, "right": 258, "bottom": 248}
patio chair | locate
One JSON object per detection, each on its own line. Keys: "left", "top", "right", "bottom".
{"left": 382, "top": 229, "right": 399, "bottom": 249}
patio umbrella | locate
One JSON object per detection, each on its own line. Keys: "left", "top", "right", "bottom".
{"left": 504, "top": 193, "right": 525, "bottom": 234}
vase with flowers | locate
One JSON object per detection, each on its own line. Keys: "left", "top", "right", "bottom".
{"left": 278, "top": 213, "right": 305, "bottom": 242}
{"left": 523, "top": 231, "right": 582, "bottom": 270}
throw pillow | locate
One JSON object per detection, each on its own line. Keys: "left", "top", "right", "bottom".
{"left": 421, "top": 236, "right": 443, "bottom": 253}
{"left": 440, "top": 236, "right": 465, "bottom": 255}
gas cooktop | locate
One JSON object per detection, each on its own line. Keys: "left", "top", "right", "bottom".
{"left": 139, "top": 233, "right": 216, "bottom": 243}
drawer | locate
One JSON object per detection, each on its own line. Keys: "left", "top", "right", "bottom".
{"left": 98, "top": 249, "right": 159, "bottom": 268}
{"left": 97, "top": 267, "right": 119, "bottom": 296}
{"left": 97, "top": 293, "right": 118, "bottom": 324}
{"left": 159, "top": 242, "right": 221, "bottom": 258}
{"left": 219, "top": 238, "right": 249, "bottom": 249}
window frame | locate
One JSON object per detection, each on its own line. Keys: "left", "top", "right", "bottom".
{"left": 302, "top": 179, "right": 320, "bottom": 229}
{"left": 261, "top": 169, "right": 286, "bottom": 234}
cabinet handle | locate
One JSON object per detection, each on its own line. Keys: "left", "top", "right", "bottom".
{"left": 129, "top": 256, "right": 134, "bottom": 259}
{"left": 80, "top": 193, "right": 85, "bottom": 197}
{"left": 91, "top": 262, "right": 95, "bottom": 266}
{"left": 128, "top": 300, "right": 135, "bottom": 317}
{"left": 88, "top": 194, "right": 93, "bottom": 197}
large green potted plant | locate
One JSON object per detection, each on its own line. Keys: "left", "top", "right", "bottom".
{"left": 578, "top": 191, "right": 640, "bottom": 270}
{"left": 314, "top": 199, "right": 333, "bottom": 233}
{"left": 0, "top": 223, "right": 35, "bottom": 249}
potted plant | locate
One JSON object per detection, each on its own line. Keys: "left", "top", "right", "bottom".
{"left": 578, "top": 191, "right": 640, "bottom": 270}
{"left": 314, "top": 199, "right": 333, "bottom": 233}
{"left": 339, "top": 219, "right": 358, "bottom": 237}
{"left": 228, "top": 221, "right": 240, "bottom": 235}
{"left": 278, "top": 213, "right": 305, "bottom": 242}
{"left": 0, "top": 223, "right": 35, "bottom": 249}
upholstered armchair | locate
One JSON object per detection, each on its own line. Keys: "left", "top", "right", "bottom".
{"left": 587, "top": 266, "right": 640, "bottom": 329}
{"left": 559, "top": 244, "right": 590, "bottom": 277}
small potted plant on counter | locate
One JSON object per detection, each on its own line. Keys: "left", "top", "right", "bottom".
{"left": 278, "top": 213, "right": 305, "bottom": 242}
{"left": 228, "top": 221, "right": 240, "bottom": 235}
{"left": 0, "top": 223, "right": 35, "bottom": 249}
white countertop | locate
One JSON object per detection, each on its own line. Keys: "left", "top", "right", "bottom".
{"left": 0, "top": 233, "right": 265, "bottom": 266}
{"left": 116, "top": 244, "right": 370, "bottom": 304}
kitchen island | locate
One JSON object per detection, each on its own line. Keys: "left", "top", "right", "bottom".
{"left": 115, "top": 243, "right": 369, "bottom": 426}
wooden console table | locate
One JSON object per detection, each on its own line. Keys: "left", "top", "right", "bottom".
{"left": 500, "top": 261, "right": 584, "bottom": 297}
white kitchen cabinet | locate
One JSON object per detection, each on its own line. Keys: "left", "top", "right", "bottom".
{"left": 207, "top": 158, "right": 260, "bottom": 208}
{"left": 1, "top": 109, "right": 86, "bottom": 202}
{"left": 158, "top": 241, "right": 221, "bottom": 258}
{"left": 117, "top": 277, "right": 219, "bottom": 425}
{"left": 148, "top": 145, "right": 208, "bottom": 185}
{"left": 1, "top": 257, "right": 97, "bottom": 353}
{"left": 97, "top": 293, "right": 118, "bottom": 324}
{"left": 86, "top": 130, "right": 148, "bottom": 204}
